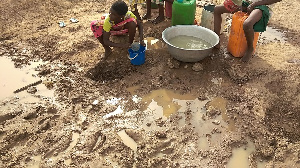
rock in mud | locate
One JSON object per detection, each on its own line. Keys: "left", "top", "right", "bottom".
{"left": 167, "top": 58, "right": 180, "bottom": 69}
{"left": 192, "top": 63, "right": 204, "bottom": 71}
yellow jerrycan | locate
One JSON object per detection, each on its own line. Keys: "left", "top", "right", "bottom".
{"left": 227, "top": 11, "right": 260, "bottom": 57}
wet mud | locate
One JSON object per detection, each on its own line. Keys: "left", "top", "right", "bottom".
{"left": 0, "top": 0, "right": 299, "bottom": 167}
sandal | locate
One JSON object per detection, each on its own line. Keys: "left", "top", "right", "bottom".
{"left": 70, "top": 18, "right": 78, "bottom": 23}
{"left": 151, "top": 16, "right": 165, "bottom": 24}
{"left": 58, "top": 21, "right": 66, "bottom": 27}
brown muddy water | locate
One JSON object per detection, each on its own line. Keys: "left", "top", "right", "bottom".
{"left": 118, "top": 88, "right": 264, "bottom": 168}
{"left": 260, "top": 26, "right": 287, "bottom": 43}
{"left": 0, "top": 57, "right": 54, "bottom": 103}
{"left": 0, "top": 65, "right": 265, "bottom": 168}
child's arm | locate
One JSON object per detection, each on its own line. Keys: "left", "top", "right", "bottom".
{"left": 136, "top": 19, "right": 146, "bottom": 46}
{"left": 247, "top": 0, "right": 282, "bottom": 12}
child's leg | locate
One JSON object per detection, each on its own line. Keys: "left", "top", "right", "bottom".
{"left": 242, "top": 9, "right": 262, "bottom": 62}
{"left": 213, "top": 5, "right": 231, "bottom": 48}
{"left": 91, "top": 20, "right": 112, "bottom": 58}
{"left": 142, "top": 0, "right": 152, "bottom": 20}
{"left": 97, "top": 36, "right": 112, "bottom": 58}
{"left": 132, "top": 4, "right": 142, "bottom": 20}
{"left": 152, "top": 3, "right": 164, "bottom": 24}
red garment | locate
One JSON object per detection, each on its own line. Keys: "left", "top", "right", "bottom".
{"left": 91, "top": 17, "right": 136, "bottom": 38}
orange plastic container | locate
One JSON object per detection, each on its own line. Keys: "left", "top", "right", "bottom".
{"left": 227, "top": 11, "right": 260, "bottom": 57}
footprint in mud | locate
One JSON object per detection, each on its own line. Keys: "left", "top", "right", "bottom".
{"left": 2, "top": 130, "right": 30, "bottom": 150}
{"left": 0, "top": 113, "right": 18, "bottom": 124}
{"left": 44, "top": 132, "right": 74, "bottom": 159}
{"left": 90, "top": 132, "right": 106, "bottom": 152}
{"left": 78, "top": 130, "right": 106, "bottom": 153}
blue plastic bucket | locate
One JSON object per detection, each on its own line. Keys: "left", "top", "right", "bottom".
{"left": 128, "top": 45, "right": 146, "bottom": 65}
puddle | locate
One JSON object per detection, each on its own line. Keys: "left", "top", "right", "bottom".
{"left": 140, "top": 89, "right": 234, "bottom": 147}
{"left": 126, "top": 86, "right": 142, "bottom": 103}
{"left": 227, "top": 141, "right": 256, "bottom": 168}
{"left": 0, "top": 57, "right": 54, "bottom": 102}
{"left": 260, "top": 26, "right": 287, "bottom": 43}
{"left": 177, "top": 98, "right": 208, "bottom": 127}
{"left": 198, "top": 137, "right": 209, "bottom": 150}
{"left": 103, "top": 105, "right": 124, "bottom": 119}
{"left": 118, "top": 89, "right": 236, "bottom": 150}
{"left": 117, "top": 130, "right": 137, "bottom": 152}
{"left": 144, "top": 37, "right": 164, "bottom": 50}
{"left": 141, "top": 89, "right": 197, "bottom": 117}
{"left": 207, "top": 97, "right": 236, "bottom": 131}
{"left": 257, "top": 161, "right": 267, "bottom": 168}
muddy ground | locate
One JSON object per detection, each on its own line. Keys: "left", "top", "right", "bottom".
{"left": 0, "top": 0, "right": 299, "bottom": 167}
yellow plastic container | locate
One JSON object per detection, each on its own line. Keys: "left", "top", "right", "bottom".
{"left": 227, "top": 11, "right": 259, "bottom": 57}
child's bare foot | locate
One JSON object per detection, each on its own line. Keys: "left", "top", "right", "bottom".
{"left": 142, "top": 14, "right": 151, "bottom": 20}
{"left": 151, "top": 16, "right": 164, "bottom": 24}
{"left": 241, "top": 48, "right": 254, "bottom": 63}
{"left": 101, "top": 48, "right": 112, "bottom": 60}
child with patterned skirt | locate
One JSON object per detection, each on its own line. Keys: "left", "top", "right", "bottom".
{"left": 91, "top": 1, "right": 145, "bottom": 58}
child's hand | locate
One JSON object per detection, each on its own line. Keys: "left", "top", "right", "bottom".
{"left": 140, "top": 40, "right": 146, "bottom": 47}
{"left": 94, "top": 21, "right": 100, "bottom": 27}
{"left": 247, "top": 3, "right": 255, "bottom": 13}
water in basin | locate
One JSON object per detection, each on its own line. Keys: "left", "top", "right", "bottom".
{"left": 168, "top": 35, "right": 212, "bottom": 50}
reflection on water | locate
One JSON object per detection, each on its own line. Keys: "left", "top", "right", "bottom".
{"left": 198, "top": 137, "right": 209, "bottom": 150}
{"left": 103, "top": 106, "right": 124, "bottom": 119}
{"left": 168, "top": 35, "right": 212, "bottom": 50}
{"left": 0, "top": 57, "right": 53, "bottom": 102}
{"left": 227, "top": 141, "right": 255, "bottom": 168}
{"left": 141, "top": 89, "right": 196, "bottom": 117}
{"left": 260, "top": 26, "right": 287, "bottom": 43}
{"left": 257, "top": 161, "right": 267, "bottom": 168}
{"left": 208, "top": 97, "right": 236, "bottom": 131}
{"left": 144, "top": 37, "right": 164, "bottom": 50}
{"left": 117, "top": 130, "right": 137, "bottom": 152}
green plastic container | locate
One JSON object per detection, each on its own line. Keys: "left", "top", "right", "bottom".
{"left": 171, "top": 0, "right": 196, "bottom": 26}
